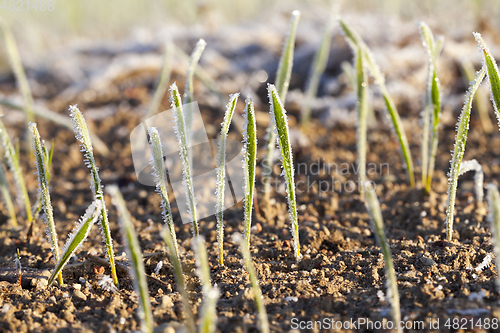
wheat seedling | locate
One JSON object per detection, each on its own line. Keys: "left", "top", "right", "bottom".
{"left": 143, "top": 42, "right": 174, "bottom": 121}
{"left": 69, "top": 105, "right": 118, "bottom": 287}
{"left": 419, "top": 22, "right": 444, "bottom": 194}
{"left": 161, "top": 227, "right": 196, "bottom": 333}
{"left": 170, "top": 83, "right": 199, "bottom": 237}
{"left": 460, "top": 59, "right": 493, "bottom": 133}
{"left": 486, "top": 184, "right": 500, "bottom": 291}
{"left": 444, "top": 65, "right": 486, "bottom": 241}
{"left": 263, "top": 10, "right": 300, "bottom": 201}
{"left": 0, "top": 159, "right": 16, "bottom": 226}
{"left": 193, "top": 236, "right": 219, "bottom": 333}
{"left": 47, "top": 200, "right": 102, "bottom": 287}
{"left": 14, "top": 248, "right": 21, "bottom": 287}
{"left": 233, "top": 233, "right": 270, "bottom": 333}
{"left": 301, "top": 5, "right": 336, "bottom": 127}
{"left": 339, "top": 19, "right": 415, "bottom": 188}
{"left": 148, "top": 127, "right": 179, "bottom": 262}
{"left": 355, "top": 46, "right": 368, "bottom": 199}
{"left": 0, "top": 122, "right": 32, "bottom": 222}
{"left": 363, "top": 182, "right": 401, "bottom": 333}
{"left": 215, "top": 93, "right": 239, "bottom": 265}
{"left": 107, "top": 185, "right": 153, "bottom": 333}
{"left": 474, "top": 33, "right": 500, "bottom": 129}
{"left": 242, "top": 96, "right": 258, "bottom": 254}
{"left": 29, "top": 123, "right": 62, "bottom": 285}
{"left": 268, "top": 84, "right": 301, "bottom": 261}
{"left": 31, "top": 140, "right": 53, "bottom": 222}
{"left": 458, "top": 159, "right": 484, "bottom": 204}
{"left": 0, "top": 18, "right": 35, "bottom": 124}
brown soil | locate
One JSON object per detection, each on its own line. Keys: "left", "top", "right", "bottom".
{"left": 1, "top": 14, "right": 500, "bottom": 333}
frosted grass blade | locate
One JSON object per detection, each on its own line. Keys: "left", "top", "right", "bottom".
{"left": 107, "top": 185, "right": 153, "bottom": 333}
{"left": 215, "top": 93, "right": 239, "bottom": 265}
{"left": 242, "top": 96, "right": 257, "bottom": 253}
{"left": 445, "top": 65, "right": 486, "bottom": 241}
{"left": 0, "top": 18, "right": 35, "bottom": 124}
{"left": 474, "top": 33, "right": 500, "bottom": 129}
{"left": 148, "top": 127, "right": 179, "bottom": 261}
{"left": 355, "top": 47, "right": 368, "bottom": 199}
{"left": 363, "top": 182, "right": 401, "bottom": 333}
{"left": 460, "top": 59, "right": 493, "bottom": 133}
{"left": 233, "top": 233, "right": 269, "bottom": 333}
{"left": 0, "top": 122, "right": 31, "bottom": 222}
{"left": 301, "top": 6, "right": 336, "bottom": 127}
{"left": 458, "top": 159, "right": 484, "bottom": 203}
{"left": 69, "top": 105, "right": 118, "bottom": 287}
{"left": 47, "top": 200, "right": 102, "bottom": 287}
{"left": 184, "top": 39, "right": 207, "bottom": 146}
{"left": 0, "top": 161, "right": 16, "bottom": 226}
{"left": 32, "top": 139, "right": 54, "bottom": 221}
{"left": 29, "top": 123, "right": 62, "bottom": 285}
{"left": 143, "top": 42, "right": 173, "bottom": 121}
{"left": 486, "top": 184, "right": 500, "bottom": 291}
{"left": 198, "top": 288, "right": 220, "bottom": 333}
{"left": 339, "top": 19, "right": 415, "bottom": 188}
{"left": 263, "top": 10, "right": 300, "bottom": 200}
{"left": 161, "top": 227, "right": 196, "bottom": 333}
{"left": 268, "top": 84, "right": 301, "bottom": 261}
{"left": 420, "top": 22, "right": 443, "bottom": 194}
{"left": 169, "top": 83, "right": 199, "bottom": 237}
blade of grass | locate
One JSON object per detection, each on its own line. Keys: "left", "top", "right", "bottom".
{"left": 263, "top": 10, "right": 300, "bottom": 201}
{"left": 474, "top": 33, "right": 500, "bottom": 130}
{"left": 339, "top": 19, "right": 415, "bottom": 188}
{"left": 486, "top": 184, "right": 500, "bottom": 291}
{"left": 69, "top": 105, "right": 118, "bottom": 287}
{"left": 268, "top": 84, "right": 301, "bottom": 261}
{"left": 47, "top": 200, "right": 102, "bottom": 287}
{"left": 0, "top": 122, "right": 32, "bottom": 222}
{"left": 169, "top": 83, "right": 199, "bottom": 237}
{"left": 0, "top": 18, "right": 35, "bottom": 124}
{"left": 148, "top": 127, "right": 179, "bottom": 262}
{"left": 233, "top": 233, "right": 270, "bottom": 333}
{"left": 242, "top": 96, "right": 258, "bottom": 254}
{"left": 301, "top": 5, "right": 336, "bottom": 127}
{"left": 215, "top": 93, "right": 239, "bottom": 265}
{"left": 0, "top": 160, "right": 16, "bottom": 226}
{"left": 460, "top": 59, "right": 493, "bottom": 133}
{"left": 363, "top": 182, "right": 401, "bottom": 333}
{"left": 161, "top": 227, "right": 196, "bottom": 333}
{"left": 458, "top": 159, "right": 484, "bottom": 204}
{"left": 445, "top": 65, "right": 486, "bottom": 241}
{"left": 29, "top": 123, "right": 62, "bottom": 285}
{"left": 143, "top": 42, "right": 174, "bottom": 121}
{"left": 107, "top": 185, "right": 153, "bottom": 333}
{"left": 355, "top": 47, "right": 368, "bottom": 199}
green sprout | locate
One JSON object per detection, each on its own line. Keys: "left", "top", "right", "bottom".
{"left": 458, "top": 159, "right": 484, "bottom": 204}
{"left": 148, "top": 127, "right": 179, "bottom": 262}
{"left": 29, "top": 123, "right": 62, "bottom": 285}
{"left": 233, "top": 233, "right": 269, "bottom": 333}
{"left": 0, "top": 160, "right": 16, "bottom": 226}
{"left": 355, "top": 46, "right": 368, "bottom": 199}
{"left": 419, "top": 22, "right": 444, "bottom": 194}
{"left": 486, "top": 184, "right": 500, "bottom": 291}
{"left": 47, "top": 200, "right": 102, "bottom": 287}
{"left": 363, "top": 182, "right": 401, "bottom": 333}
{"left": 242, "top": 96, "right": 258, "bottom": 254}
{"left": 169, "top": 83, "right": 199, "bottom": 237}
{"left": 339, "top": 19, "right": 415, "bottom": 188}
{"left": 0, "top": 121, "right": 32, "bottom": 223}
{"left": 444, "top": 65, "right": 486, "bottom": 240}
{"left": 301, "top": 5, "right": 336, "bottom": 127}
{"left": 69, "top": 105, "right": 118, "bottom": 287}
{"left": 107, "top": 185, "right": 153, "bottom": 333}
{"left": 215, "top": 93, "right": 239, "bottom": 265}
{"left": 31, "top": 139, "right": 54, "bottom": 222}
{"left": 268, "top": 84, "right": 301, "bottom": 261}
{"left": 263, "top": 10, "right": 300, "bottom": 201}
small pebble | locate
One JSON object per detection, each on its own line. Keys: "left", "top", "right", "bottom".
{"left": 73, "top": 284, "right": 82, "bottom": 291}
{"left": 73, "top": 290, "right": 87, "bottom": 302}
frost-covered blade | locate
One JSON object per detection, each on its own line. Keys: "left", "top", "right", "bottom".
{"left": 267, "top": 84, "right": 301, "bottom": 261}
{"left": 458, "top": 159, "right": 484, "bottom": 203}
{"left": 48, "top": 200, "right": 102, "bottom": 287}
{"left": 215, "top": 93, "right": 239, "bottom": 265}
{"left": 0, "top": 161, "right": 16, "bottom": 226}
{"left": 487, "top": 184, "right": 500, "bottom": 291}
{"left": 355, "top": 47, "right": 368, "bottom": 199}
